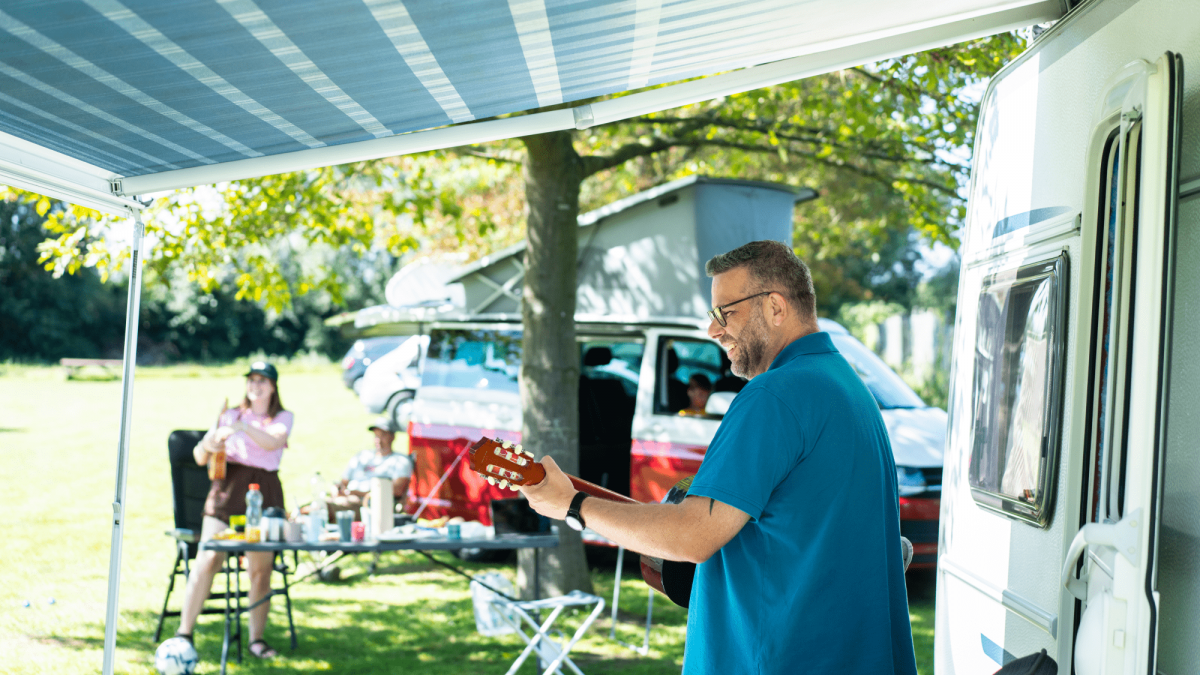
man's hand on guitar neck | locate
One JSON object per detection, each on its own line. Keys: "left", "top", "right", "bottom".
{"left": 518, "top": 455, "right": 577, "bottom": 521}
{"left": 518, "top": 455, "right": 750, "bottom": 564}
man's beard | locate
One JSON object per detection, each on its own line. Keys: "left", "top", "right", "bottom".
{"left": 728, "top": 308, "right": 770, "bottom": 378}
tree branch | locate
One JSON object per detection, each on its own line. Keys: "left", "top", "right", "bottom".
{"left": 455, "top": 148, "right": 523, "bottom": 165}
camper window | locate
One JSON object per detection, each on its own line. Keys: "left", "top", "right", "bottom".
{"left": 968, "top": 254, "right": 1068, "bottom": 527}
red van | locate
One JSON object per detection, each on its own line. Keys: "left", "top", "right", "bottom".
{"left": 405, "top": 318, "right": 945, "bottom": 568}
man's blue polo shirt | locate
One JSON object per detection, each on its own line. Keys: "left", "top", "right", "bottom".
{"left": 685, "top": 331, "right": 916, "bottom": 675}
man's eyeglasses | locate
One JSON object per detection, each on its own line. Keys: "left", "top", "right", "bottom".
{"left": 707, "top": 291, "right": 777, "bottom": 327}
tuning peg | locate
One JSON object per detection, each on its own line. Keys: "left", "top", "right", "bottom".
{"left": 499, "top": 479, "right": 509, "bottom": 489}
{"left": 509, "top": 483, "right": 519, "bottom": 491}
{"left": 501, "top": 441, "right": 512, "bottom": 449}
{"left": 487, "top": 476, "right": 496, "bottom": 485}
{"left": 523, "top": 449, "right": 534, "bottom": 457}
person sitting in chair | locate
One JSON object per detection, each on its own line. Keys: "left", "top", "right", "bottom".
{"left": 175, "top": 361, "right": 291, "bottom": 660}
{"left": 679, "top": 373, "right": 713, "bottom": 416}
{"left": 314, "top": 416, "right": 412, "bottom": 520}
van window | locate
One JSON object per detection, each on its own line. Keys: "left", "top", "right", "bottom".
{"left": 421, "top": 329, "right": 522, "bottom": 393}
{"left": 580, "top": 340, "right": 643, "bottom": 398}
{"left": 968, "top": 254, "right": 1068, "bottom": 527}
{"left": 656, "top": 338, "right": 735, "bottom": 416}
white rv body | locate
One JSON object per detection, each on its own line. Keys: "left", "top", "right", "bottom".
{"left": 937, "top": 0, "right": 1198, "bottom": 672}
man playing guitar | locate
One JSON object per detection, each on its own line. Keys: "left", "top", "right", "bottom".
{"left": 520, "top": 240, "right": 918, "bottom": 675}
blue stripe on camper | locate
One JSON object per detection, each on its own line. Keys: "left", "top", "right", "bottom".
{"left": 991, "top": 206, "right": 1076, "bottom": 238}
{"left": 981, "top": 634, "right": 1017, "bottom": 667}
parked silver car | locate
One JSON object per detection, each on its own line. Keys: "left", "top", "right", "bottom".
{"left": 357, "top": 335, "right": 427, "bottom": 428}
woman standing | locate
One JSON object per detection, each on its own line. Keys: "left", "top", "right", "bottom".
{"left": 175, "top": 361, "right": 293, "bottom": 659}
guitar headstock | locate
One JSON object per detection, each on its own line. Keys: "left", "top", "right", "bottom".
{"left": 468, "top": 437, "right": 546, "bottom": 491}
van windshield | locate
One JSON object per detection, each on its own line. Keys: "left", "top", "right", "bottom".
{"left": 829, "top": 333, "right": 926, "bottom": 409}
{"left": 421, "top": 329, "right": 522, "bottom": 393}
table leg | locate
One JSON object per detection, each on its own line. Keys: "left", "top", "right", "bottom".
{"left": 220, "top": 561, "right": 231, "bottom": 675}
{"left": 234, "top": 554, "right": 243, "bottom": 664}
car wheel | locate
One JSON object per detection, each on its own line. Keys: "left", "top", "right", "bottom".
{"left": 387, "top": 391, "right": 415, "bottom": 430}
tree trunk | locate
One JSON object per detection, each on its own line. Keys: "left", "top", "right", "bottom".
{"left": 516, "top": 130, "right": 593, "bottom": 599}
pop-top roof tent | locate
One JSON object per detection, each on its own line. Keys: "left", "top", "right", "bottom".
{"left": 0, "top": 1, "right": 1069, "bottom": 671}
{"left": 353, "top": 175, "right": 817, "bottom": 333}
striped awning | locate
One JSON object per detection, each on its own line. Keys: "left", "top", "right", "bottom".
{"left": 0, "top": 0, "right": 1064, "bottom": 213}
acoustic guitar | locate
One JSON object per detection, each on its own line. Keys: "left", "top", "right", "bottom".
{"left": 467, "top": 436, "right": 696, "bottom": 608}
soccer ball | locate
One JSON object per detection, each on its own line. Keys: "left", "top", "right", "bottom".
{"left": 154, "top": 637, "right": 198, "bottom": 675}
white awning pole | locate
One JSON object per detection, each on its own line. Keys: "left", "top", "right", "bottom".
{"left": 101, "top": 206, "right": 146, "bottom": 675}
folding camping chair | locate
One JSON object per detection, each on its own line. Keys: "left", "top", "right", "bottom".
{"left": 153, "top": 429, "right": 297, "bottom": 653}
{"left": 471, "top": 573, "right": 606, "bottom": 675}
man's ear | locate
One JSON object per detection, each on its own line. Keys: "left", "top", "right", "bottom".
{"left": 769, "top": 292, "right": 789, "bottom": 326}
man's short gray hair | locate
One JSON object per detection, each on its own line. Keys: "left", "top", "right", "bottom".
{"left": 705, "top": 240, "right": 817, "bottom": 321}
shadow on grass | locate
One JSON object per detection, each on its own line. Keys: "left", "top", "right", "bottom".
{"left": 56, "top": 552, "right": 687, "bottom": 674}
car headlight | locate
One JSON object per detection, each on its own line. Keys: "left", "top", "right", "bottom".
{"left": 896, "top": 466, "right": 927, "bottom": 497}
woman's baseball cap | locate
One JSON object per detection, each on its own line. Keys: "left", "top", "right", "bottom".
{"left": 246, "top": 361, "right": 278, "bottom": 380}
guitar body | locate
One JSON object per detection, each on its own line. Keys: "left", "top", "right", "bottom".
{"left": 469, "top": 437, "right": 697, "bottom": 607}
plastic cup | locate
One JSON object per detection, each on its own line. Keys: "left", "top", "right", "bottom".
{"left": 351, "top": 521, "right": 365, "bottom": 542}
{"left": 447, "top": 523, "right": 461, "bottom": 539}
{"left": 336, "top": 510, "right": 354, "bottom": 542}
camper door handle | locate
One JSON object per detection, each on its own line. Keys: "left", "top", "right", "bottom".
{"left": 1060, "top": 508, "right": 1142, "bottom": 601}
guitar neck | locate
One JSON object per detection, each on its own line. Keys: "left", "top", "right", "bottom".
{"left": 567, "top": 475, "right": 639, "bottom": 504}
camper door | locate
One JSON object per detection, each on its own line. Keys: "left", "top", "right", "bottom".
{"left": 1064, "top": 53, "right": 1181, "bottom": 675}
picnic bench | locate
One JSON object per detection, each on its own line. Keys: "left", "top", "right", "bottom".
{"left": 59, "top": 358, "right": 123, "bottom": 380}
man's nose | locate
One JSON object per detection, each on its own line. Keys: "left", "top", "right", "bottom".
{"left": 707, "top": 317, "right": 723, "bottom": 340}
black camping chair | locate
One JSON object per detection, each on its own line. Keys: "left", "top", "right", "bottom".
{"left": 154, "top": 429, "right": 297, "bottom": 655}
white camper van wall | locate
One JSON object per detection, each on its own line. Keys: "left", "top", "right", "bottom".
{"left": 968, "top": 254, "right": 1069, "bottom": 527}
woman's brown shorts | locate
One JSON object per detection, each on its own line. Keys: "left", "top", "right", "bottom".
{"left": 203, "top": 461, "right": 285, "bottom": 523}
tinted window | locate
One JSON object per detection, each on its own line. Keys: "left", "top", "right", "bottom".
{"left": 968, "top": 255, "right": 1068, "bottom": 527}
{"left": 656, "top": 338, "right": 727, "bottom": 416}
{"left": 580, "top": 340, "right": 643, "bottom": 398}
{"left": 421, "top": 329, "right": 522, "bottom": 393}
{"left": 830, "top": 334, "right": 926, "bottom": 409}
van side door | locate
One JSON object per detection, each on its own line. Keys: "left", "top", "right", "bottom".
{"left": 630, "top": 328, "right": 736, "bottom": 503}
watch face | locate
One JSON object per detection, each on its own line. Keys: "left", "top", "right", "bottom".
{"left": 564, "top": 514, "right": 584, "bottom": 531}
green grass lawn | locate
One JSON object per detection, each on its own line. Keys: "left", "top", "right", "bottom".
{"left": 0, "top": 362, "right": 935, "bottom": 673}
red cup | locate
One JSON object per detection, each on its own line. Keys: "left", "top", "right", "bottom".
{"left": 351, "top": 521, "right": 365, "bottom": 542}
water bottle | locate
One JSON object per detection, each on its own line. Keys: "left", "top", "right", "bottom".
{"left": 310, "top": 472, "right": 328, "bottom": 532}
{"left": 245, "top": 483, "right": 263, "bottom": 543}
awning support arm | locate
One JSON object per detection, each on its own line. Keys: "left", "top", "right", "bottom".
{"left": 102, "top": 206, "right": 146, "bottom": 675}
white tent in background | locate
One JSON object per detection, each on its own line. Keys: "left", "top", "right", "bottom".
{"left": 0, "top": 1, "right": 1068, "bottom": 671}
{"left": 384, "top": 257, "right": 467, "bottom": 309}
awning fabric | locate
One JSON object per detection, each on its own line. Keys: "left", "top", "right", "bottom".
{"left": 0, "top": 0, "right": 1062, "bottom": 212}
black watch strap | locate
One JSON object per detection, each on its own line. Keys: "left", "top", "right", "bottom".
{"left": 565, "top": 491, "right": 588, "bottom": 531}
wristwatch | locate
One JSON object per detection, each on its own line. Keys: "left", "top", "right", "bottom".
{"left": 564, "top": 492, "right": 588, "bottom": 531}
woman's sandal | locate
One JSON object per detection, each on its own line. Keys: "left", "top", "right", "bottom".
{"left": 248, "top": 639, "right": 279, "bottom": 659}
